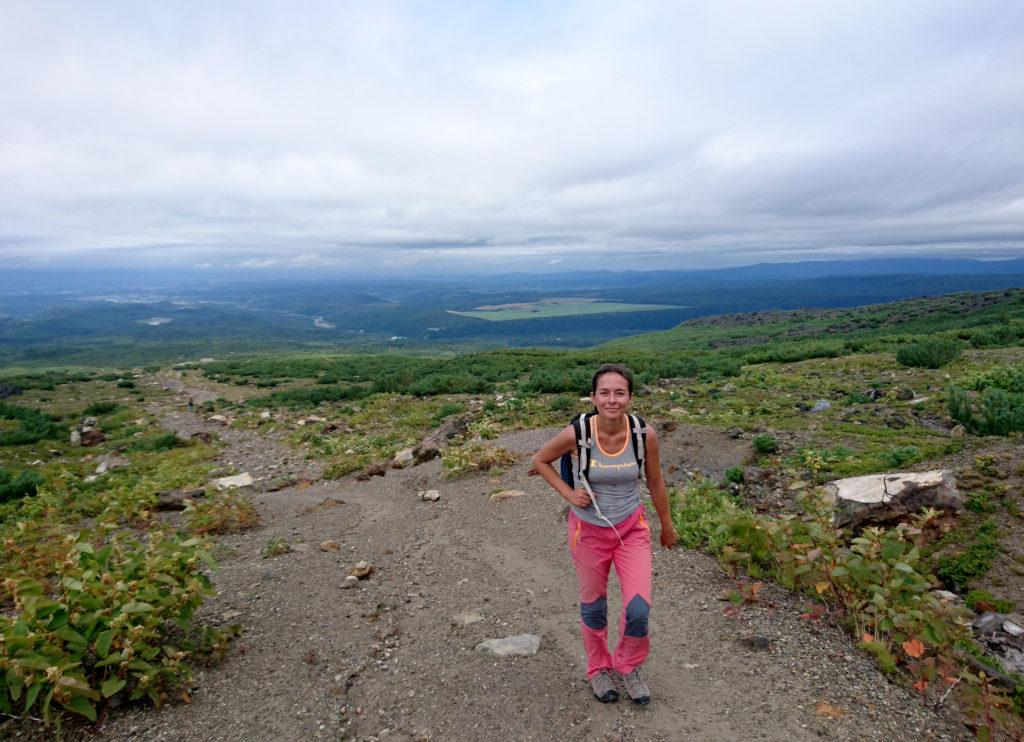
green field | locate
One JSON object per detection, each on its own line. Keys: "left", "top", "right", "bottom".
{"left": 448, "top": 300, "right": 681, "bottom": 321}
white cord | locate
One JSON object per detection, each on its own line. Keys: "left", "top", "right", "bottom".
{"left": 579, "top": 474, "right": 624, "bottom": 546}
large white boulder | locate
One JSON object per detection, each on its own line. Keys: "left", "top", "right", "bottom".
{"left": 826, "top": 469, "right": 961, "bottom": 529}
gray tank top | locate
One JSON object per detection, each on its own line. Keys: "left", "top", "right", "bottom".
{"left": 571, "top": 417, "right": 642, "bottom": 527}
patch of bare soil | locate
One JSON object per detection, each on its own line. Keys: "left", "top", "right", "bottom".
{"left": 6, "top": 398, "right": 972, "bottom": 742}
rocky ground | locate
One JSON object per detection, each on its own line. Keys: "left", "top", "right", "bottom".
{"left": 3, "top": 382, "right": 975, "bottom": 742}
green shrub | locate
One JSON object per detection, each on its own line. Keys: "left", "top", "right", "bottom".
{"left": 669, "top": 481, "right": 736, "bottom": 550}
{"left": 0, "top": 532, "right": 235, "bottom": 723}
{"left": 116, "top": 380, "right": 135, "bottom": 389}
{"left": 247, "top": 385, "right": 370, "bottom": 409}
{"left": 128, "top": 433, "right": 182, "bottom": 453}
{"left": 752, "top": 434, "right": 778, "bottom": 454}
{"left": 895, "top": 338, "right": 962, "bottom": 369}
{"left": 83, "top": 401, "right": 119, "bottom": 416}
{"left": 960, "top": 362, "right": 1024, "bottom": 394}
{"left": 965, "top": 589, "right": 1015, "bottom": 614}
{"left": 441, "top": 443, "right": 516, "bottom": 478}
{"left": 431, "top": 402, "right": 465, "bottom": 424}
{"left": 549, "top": 396, "right": 576, "bottom": 412}
{"left": 935, "top": 520, "right": 1001, "bottom": 591}
{"left": 0, "top": 404, "right": 63, "bottom": 446}
{"left": 724, "top": 466, "right": 744, "bottom": 484}
{"left": 949, "top": 386, "right": 1024, "bottom": 436}
{"left": 886, "top": 446, "right": 919, "bottom": 468}
{"left": 0, "top": 468, "right": 44, "bottom": 504}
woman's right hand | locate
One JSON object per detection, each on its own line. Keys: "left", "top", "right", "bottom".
{"left": 564, "top": 487, "right": 591, "bottom": 508}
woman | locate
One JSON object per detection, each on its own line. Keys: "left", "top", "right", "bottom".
{"left": 532, "top": 363, "right": 677, "bottom": 706}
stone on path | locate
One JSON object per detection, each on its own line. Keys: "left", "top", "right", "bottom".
{"left": 418, "top": 489, "right": 441, "bottom": 502}
{"left": 208, "top": 414, "right": 228, "bottom": 424}
{"left": 826, "top": 469, "right": 961, "bottom": 529}
{"left": 341, "top": 575, "right": 359, "bottom": 589}
{"left": 349, "top": 561, "right": 374, "bottom": 579}
{"left": 474, "top": 634, "right": 541, "bottom": 657}
{"left": 320, "top": 540, "right": 340, "bottom": 552}
{"left": 489, "top": 489, "right": 525, "bottom": 502}
{"left": 452, "top": 612, "right": 485, "bottom": 627}
{"left": 80, "top": 428, "right": 106, "bottom": 447}
{"left": 212, "top": 472, "right": 255, "bottom": 490}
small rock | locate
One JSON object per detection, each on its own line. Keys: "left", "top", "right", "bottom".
{"left": 349, "top": 561, "right": 375, "bottom": 579}
{"left": 418, "top": 489, "right": 441, "bottom": 502}
{"left": 95, "top": 454, "right": 130, "bottom": 475}
{"left": 356, "top": 463, "right": 387, "bottom": 481}
{"left": 895, "top": 387, "right": 915, "bottom": 401}
{"left": 932, "top": 589, "right": 960, "bottom": 603}
{"left": 82, "top": 416, "right": 98, "bottom": 427}
{"left": 950, "top": 424, "right": 966, "bottom": 438}
{"left": 392, "top": 448, "right": 415, "bottom": 469}
{"left": 490, "top": 489, "right": 526, "bottom": 502}
{"left": 452, "top": 612, "right": 485, "bottom": 626}
{"left": 973, "top": 611, "right": 1003, "bottom": 636}
{"left": 727, "top": 428, "right": 743, "bottom": 439}
{"left": 212, "top": 472, "right": 254, "bottom": 490}
{"left": 80, "top": 428, "right": 106, "bottom": 447}
{"left": 474, "top": 634, "right": 541, "bottom": 657}
{"left": 341, "top": 575, "right": 360, "bottom": 590}
{"left": 208, "top": 414, "right": 228, "bottom": 424}
{"left": 260, "top": 411, "right": 272, "bottom": 420}
{"left": 291, "top": 543, "right": 313, "bottom": 553}
{"left": 191, "top": 431, "right": 213, "bottom": 444}
{"left": 809, "top": 400, "right": 831, "bottom": 413}
{"left": 70, "top": 430, "right": 82, "bottom": 446}
{"left": 156, "top": 488, "right": 206, "bottom": 511}
{"left": 738, "top": 635, "right": 772, "bottom": 652}
{"left": 1004, "top": 621, "right": 1024, "bottom": 637}
{"left": 320, "top": 540, "right": 341, "bottom": 552}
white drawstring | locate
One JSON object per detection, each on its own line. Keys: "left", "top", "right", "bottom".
{"left": 578, "top": 474, "right": 624, "bottom": 546}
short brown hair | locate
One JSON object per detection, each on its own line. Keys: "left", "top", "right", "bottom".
{"left": 591, "top": 363, "right": 634, "bottom": 395}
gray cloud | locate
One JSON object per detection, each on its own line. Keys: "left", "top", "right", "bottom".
{"left": 1, "top": 0, "right": 1022, "bottom": 273}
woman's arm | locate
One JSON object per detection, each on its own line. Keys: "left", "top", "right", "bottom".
{"left": 532, "top": 426, "right": 592, "bottom": 508}
{"left": 643, "top": 428, "right": 677, "bottom": 549}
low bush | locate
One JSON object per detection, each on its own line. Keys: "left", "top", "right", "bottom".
{"left": 949, "top": 387, "right": 1024, "bottom": 436}
{"left": 83, "top": 401, "right": 119, "bottom": 416}
{"left": 549, "top": 396, "right": 577, "bottom": 412}
{"left": 184, "top": 492, "right": 260, "bottom": 535}
{"left": 895, "top": 338, "right": 962, "bottom": 369}
{"left": 0, "top": 404, "right": 63, "bottom": 446}
{"left": 0, "top": 532, "right": 235, "bottom": 723}
{"left": 247, "top": 385, "right": 370, "bottom": 409}
{"left": 128, "top": 433, "right": 182, "bottom": 453}
{"left": 0, "top": 468, "right": 44, "bottom": 504}
{"left": 724, "top": 466, "right": 744, "bottom": 485}
{"left": 442, "top": 443, "right": 516, "bottom": 478}
{"left": 935, "top": 519, "right": 1001, "bottom": 591}
{"left": 752, "top": 434, "right": 778, "bottom": 454}
{"left": 887, "top": 446, "right": 919, "bottom": 468}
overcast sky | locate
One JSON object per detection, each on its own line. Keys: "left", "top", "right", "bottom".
{"left": 2, "top": 1, "right": 1023, "bottom": 274}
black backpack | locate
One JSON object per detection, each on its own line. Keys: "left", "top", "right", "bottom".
{"left": 559, "top": 412, "right": 648, "bottom": 490}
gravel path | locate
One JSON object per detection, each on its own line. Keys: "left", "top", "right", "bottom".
{"left": 10, "top": 388, "right": 972, "bottom": 741}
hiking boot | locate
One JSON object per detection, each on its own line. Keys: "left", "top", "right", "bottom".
{"left": 589, "top": 670, "right": 618, "bottom": 703}
{"left": 619, "top": 667, "right": 650, "bottom": 706}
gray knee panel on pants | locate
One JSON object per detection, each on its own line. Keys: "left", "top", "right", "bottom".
{"left": 580, "top": 596, "right": 608, "bottom": 630}
{"left": 624, "top": 594, "right": 650, "bottom": 638}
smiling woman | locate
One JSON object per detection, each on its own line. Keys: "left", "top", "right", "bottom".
{"left": 531, "top": 363, "right": 677, "bottom": 706}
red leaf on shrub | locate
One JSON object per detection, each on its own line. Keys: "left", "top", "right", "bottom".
{"left": 862, "top": 632, "right": 874, "bottom": 643}
{"left": 902, "top": 638, "right": 925, "bottom": 658}
{"left": 913, "top": 679, "right": 929, "bottom": 692}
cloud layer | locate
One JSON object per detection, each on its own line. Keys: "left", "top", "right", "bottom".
{"left": 2, "top": 0, "right": 1023, "bottom": 273}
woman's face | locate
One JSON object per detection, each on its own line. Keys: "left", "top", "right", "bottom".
{"left": 591, "top": 372, "right": 631, "bottom": 419}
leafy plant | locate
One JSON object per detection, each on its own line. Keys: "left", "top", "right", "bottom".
{"left": 442, "top": 443, "right": 516, "bottom": 478}
{"left": 0, "top": 404, "right": 63, "bottom": 446}
{"left": 0, "top": 468, "right": 44, "bottom": 504}
{"left": 184, "top": 492, "right": 260, "bottom": 534}
{"left": 887, "top": 446, "right": 920, "bottom": 468}
{"left": 128, "top": 433, "right": 183, "bottom": 453}
{"left": 83, "top": 401, "right": 119, "bottom": 416}
{"left": 0, "top": 532, "right": 235, "bottom": 724}
{"left": 724, "top": 466, "right": 744, "bottom": 485}
{"left": 896, "top": 338, "right": 963, "bottom": 369}
{"left": 752, "top": 434, "right": 778, "bottom": 454}
{"left": 935, "top": 520, "right": 1001, "bottom": 591}
{"left": 262, "top": 537, "right": 291, "bottom": 558}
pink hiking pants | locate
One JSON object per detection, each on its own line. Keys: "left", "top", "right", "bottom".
{"left": 567, "top": 505, "right": 652, "bottom": 679}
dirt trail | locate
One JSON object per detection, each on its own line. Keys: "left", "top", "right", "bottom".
{"left": 88, "top": 387, "right": 971, "bottom": 742}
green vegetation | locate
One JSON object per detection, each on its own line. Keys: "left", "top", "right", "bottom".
{"left": 752, "top": 434, "right": 778, "bottom": 454}
{"left": 441, "top": 442, "right": 517, "bottom": 478}
{"left": 0, "top": 467, "right": 44, "bottom": 504}
{"left": 896, "top": 338, "right": 963, "bottom": 368}
{"left": 0, "top": 403, "right": 64, "bottom": 446}
{"left": 935, "top": 519, "right": 1001, "bottom": 592}
{"left": 83, "top": 401, "right": 119, "bottom": 416}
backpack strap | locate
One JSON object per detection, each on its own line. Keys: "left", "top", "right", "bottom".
{"left": 574, "top": 412, "right": 594, "bottom": 486}
{"left": 628, "top": 414, "right": 648, "bottom": 478}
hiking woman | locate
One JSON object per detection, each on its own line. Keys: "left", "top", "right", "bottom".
{"left": 532, "top": 363, "right": 677, "bottom": 705}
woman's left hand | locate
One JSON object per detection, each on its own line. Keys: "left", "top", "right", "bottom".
{"left": 659, "top": 524, "right": 677, "bottom": 549}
